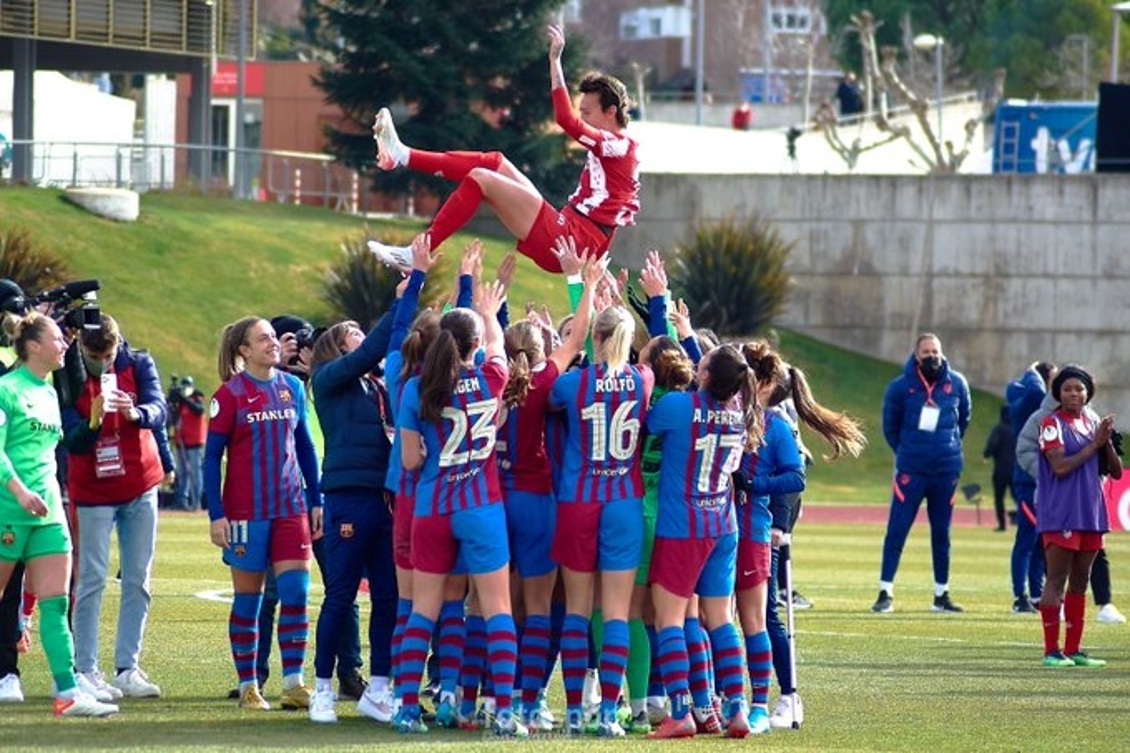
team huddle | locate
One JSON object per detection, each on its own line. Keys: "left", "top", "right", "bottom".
{"left": 206, "top": 235, "right": 866, "bottom": 739}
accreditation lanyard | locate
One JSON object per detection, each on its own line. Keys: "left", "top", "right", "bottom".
{"left": 916, "top": 370, "right": 941, "bottom": 433}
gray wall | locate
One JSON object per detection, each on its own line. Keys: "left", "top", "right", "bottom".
{"left": 614, "top": 173, "right": 1130, "bottom": 420}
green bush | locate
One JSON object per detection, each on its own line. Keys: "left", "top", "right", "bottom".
{"left": 669, "top": 215, "right": 793, "bottom": 338}
{"left": 0, "top": 224, "right": 71, "bottom": 294}
{"left": 320, "top": 233, "right": 452, "bottom": 331}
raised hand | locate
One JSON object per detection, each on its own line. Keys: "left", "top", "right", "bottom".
{"left": 547, "top": 24, "right": 566, "bottom": 59}
{"left": 552, "top": 235, "right": 585, "bottom": 277}
{"left": 476, "top": 279, "right": 508, "bottom": 318}
{"left": 669, "top": 297, "right": 693, "bottom": 340}
{"left": 460, "top": 239, "right": 482, "bottom": 277}
{"left": 410, "top": 232, "right": 438, "bottom": 272}
{"left": 496, "top": 253, "right": 517, "bottom": 295}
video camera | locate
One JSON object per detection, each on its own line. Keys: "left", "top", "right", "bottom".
{"left": 33, "top": 279, "right": 101, "bottom": 332}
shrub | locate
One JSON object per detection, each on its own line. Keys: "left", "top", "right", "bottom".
{"left": 0, "top": 225, "right": 72, "bottom": 294}
{"left": 320, "top": 232, "right": 451, "bottom": 331}
{"left": 668, "top": 215, "right": 794, "bottom": 338}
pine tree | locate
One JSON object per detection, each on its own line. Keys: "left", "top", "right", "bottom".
{"left": 311, "top": 0, "right": 587, "bottom": 204}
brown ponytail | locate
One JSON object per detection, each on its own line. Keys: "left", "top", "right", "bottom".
{"left": 785, "top": 364, "right": 866, "bottom": 460}
{"left": 417, "top": 309, "right": 479, "bottom": 423}
{"left": 503, "top": 320, "right": 543, "bottom": 409}
{"left": 217, "top": 317, "right": 263, "bottom": 383}
{"left": 400, "top": 309, "right": 440, "bottom": 385}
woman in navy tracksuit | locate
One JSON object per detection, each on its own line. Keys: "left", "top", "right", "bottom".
{"left": 305, "top": 310, "right": 397, "bottom": 723}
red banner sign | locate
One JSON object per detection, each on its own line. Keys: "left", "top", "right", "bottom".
{"left": 212, "top": 62, "right": 264, "bottom": 98}
{"left": 1101, "top": 476, "right": 1130, "bottom": 532}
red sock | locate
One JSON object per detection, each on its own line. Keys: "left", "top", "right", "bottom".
{"left": 407, "top": 150, "right": 502, "bottom": 182}
{"left": 1038, "top": 604, "right": 1061, "bottom": 655}
{"left": 427, "top": 177, "right": 484, "bottom": 249}
{"left": 1062, "top": 592, "right": 1086, "bottom": 656}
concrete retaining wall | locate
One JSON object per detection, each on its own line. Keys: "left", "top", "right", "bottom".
{"left": 614, "top": 173, "right": 1130, "bottom": 420}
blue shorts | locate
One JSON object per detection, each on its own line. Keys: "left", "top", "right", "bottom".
{"left": 650, "top": 533, "right": 737, "bottom": 599}
{"left": 413, "top": 503, "right": 509, "bottom": 576}
{"left": 552, "top": 498, "right": 643, "bottom": 573}
{"left": 222, "top": 516, "right": 312, "bottom": 573}
{"left": 504, "top": 489, "right": 557, "bottom": 579}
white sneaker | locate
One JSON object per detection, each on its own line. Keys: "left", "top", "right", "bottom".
{"left": 1097, "top": 603, "right": 1128, "bottom": 625}
{"left": 373, "top": 107, "right": 408, "bottom": 170}
{"left": 76, "top": 671, "right": 123, "bottom": 702}
{"left": 357, "top": 685, "right": 393, "bottom": 723}
{"left": 525, "top": 706, "right": 555, "bottom": 732}
{"left": 646, "top": 696, "right": 668, "bottom": 725}
{"left": 581, "top": 668, "right": 601, "bottom": 723}
{"left": 366, "top": 240, "right": 412, "bottom": 273}
{"left": 0, "top": 673, "right": 24, "bottom": 703}
{"left": 768, "top": 693, "right": 804, "bottom": 729}
{"left": 53, "top": 689, "right": 119, "bottom": 718}
{"left": 113, "top": 668, "right": 161, "bottom": 698}
{"left": 309, "top": 688, "right": 338, "bottom": 723}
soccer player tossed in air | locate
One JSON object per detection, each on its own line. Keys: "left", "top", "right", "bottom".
{"left": 368, "top": 24, "right": 640, "bottom": 274}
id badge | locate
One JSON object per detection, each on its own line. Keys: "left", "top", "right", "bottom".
{"left": 94, "top": 436, "right": 126, "bottom": 478}
{"left": 918, "top": 404, "right": 940, "bottom": 432}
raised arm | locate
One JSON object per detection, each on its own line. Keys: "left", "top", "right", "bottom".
{"left": 548, "top": 253, "right": 603, "bottom": 374}
{"left": 547, "top": 23, "right": 603, "bottom": 146}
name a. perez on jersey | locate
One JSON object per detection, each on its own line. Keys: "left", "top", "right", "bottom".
{"left": 246, "top": 407, "right": 297, "bottom": 423}
{"left": 454, "top": 378, "right": 481, "bottom": 395}
{"left": 694, "top": 408, "right": 742, "bottom": 426}
{"left": 594, "top": 375, "right": 636, "bottom": 393}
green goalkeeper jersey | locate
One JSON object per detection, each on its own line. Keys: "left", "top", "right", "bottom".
{"left": 0, "top": 365, "right": 64, "bottom": 526}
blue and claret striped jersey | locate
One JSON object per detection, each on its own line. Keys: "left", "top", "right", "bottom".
{"left": 550, "top": 363, "right": 653, "bottom": 504}
{"left": 209, "top": 371, "right": 309, "bottom": 521}
{"left": 498, "top": 361, "right": 560, "bottom": 495}
{"left": 399, "top": 356, "right": 508, "bottom": 517}
{"left": 647, "top": 391, "right": 742, "bottom": 539}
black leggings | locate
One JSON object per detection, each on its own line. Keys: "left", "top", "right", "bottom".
{"left": 0, "top": 560, "right": 26, "bottom": 677}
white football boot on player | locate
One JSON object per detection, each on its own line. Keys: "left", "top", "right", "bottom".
{"left": 374, "top": 108, "right": 409, "bottom": 171}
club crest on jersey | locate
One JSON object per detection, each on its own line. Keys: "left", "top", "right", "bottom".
{"left": 1, "top": 528, "right": 14, "bottom": 547}
{"left": 233, "top": 544, "right": 246, "bottom": 558}
{"left": 340, "top": 523, "right": 354, "bottom": 539}
{"left": 1042, "top": 423, "right": 1060, "bottom": 443}
{"left": 942, "top": 383, "right": 952, "bottom": 395}
{"left": 898, "top": 474, "right": 910, "bottom": 487}
{"left": 209, "top": 398, "right": 220, "bottom": 419}
{"left": 279, "top": 389, "right": 292, "bottom": 404}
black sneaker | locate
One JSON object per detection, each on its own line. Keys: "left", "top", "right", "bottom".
{"left": 791, "top": 591, "right": 813, "bottom": 610}
{"left": 338, "top": 671, "right": 368, "bottom": 701}
{"left": 1012, "top": 596, "right": 1037, "bottom": 614}
{"left": 871, "top": 590, "right": 893, "bottom": 613}
{"left": 932, "top": 591, "right": 964, "bottom": 613}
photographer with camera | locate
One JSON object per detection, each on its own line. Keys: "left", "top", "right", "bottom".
{"left": 168, "top": 376, "right": 206, "bottom": 512}
{"left": 61, "top": 313, "right": 166, "bottom": 699}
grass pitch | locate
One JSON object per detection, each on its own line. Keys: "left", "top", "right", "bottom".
{"left": 5, "top": 513, "right": 1129, "bottom": 751}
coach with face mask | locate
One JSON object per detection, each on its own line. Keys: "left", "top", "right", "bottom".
{"left": 871, "top": 333, "right": 971, "bottom": 615}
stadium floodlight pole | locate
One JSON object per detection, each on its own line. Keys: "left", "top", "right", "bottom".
{"left": 1111, "top": 2, "right": 1130, "bottom": 82}
{"left": 694, "top": 0, "right": 705, "bottom": 126}
{"left": 235, "top": 0, "right": 248, "bottom": 200}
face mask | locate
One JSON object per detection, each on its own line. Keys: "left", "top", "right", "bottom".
{"left": 918, "top": 356, "right": 942, "bottom": 380}
{"left": 82, "top": 354, "right": 106, "bottom": 378}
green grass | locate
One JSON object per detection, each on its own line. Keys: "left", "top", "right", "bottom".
{"left": 0, "top": 186, "right": 1007, "bottom": 505}
{"left": 7, "top": 513, "right": 1129, "bottom": 751}
{"left": 775, "top": 330, "right": 1005, "bottom": 505}
{"left": 0, "top": 187, "right": 571, "bottom": 397}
